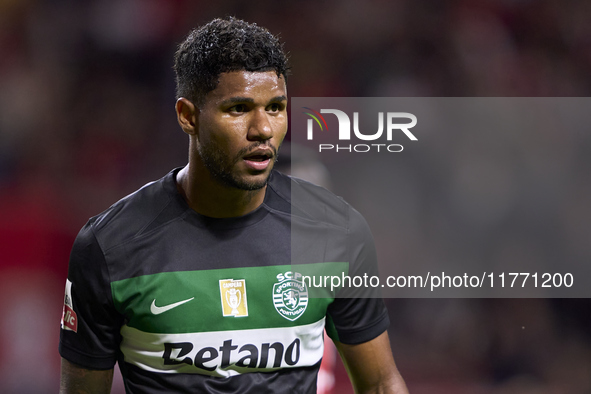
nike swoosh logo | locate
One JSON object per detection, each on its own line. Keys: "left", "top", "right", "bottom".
{"left": 150, "top": 297, "right": 195, "bottom": 315}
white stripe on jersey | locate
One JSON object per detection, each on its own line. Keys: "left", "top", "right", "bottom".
{"left": 120, "top": 317, "right": 325, "bottom": 377}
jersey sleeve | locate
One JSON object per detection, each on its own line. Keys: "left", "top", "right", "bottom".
{"left": 325, "top": 206, "right": 390, "bottom": 344}
{"left": 59, "top": 222, "right": 123, "bottom": 369}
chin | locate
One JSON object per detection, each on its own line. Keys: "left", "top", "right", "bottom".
{"left": 219, "top": 170, "right": 271, "bottom": 191}
{"left": 236, "top": 173, "right": 271, "bottom": 191}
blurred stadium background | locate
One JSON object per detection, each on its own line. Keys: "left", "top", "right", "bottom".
{"left": 1, "top": 0, "right": 590, "bottom": 393}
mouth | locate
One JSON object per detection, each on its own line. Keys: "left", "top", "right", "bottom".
{"left": 242, "top": 148, "right": 274, "bottom": 171}
{"left": 244, "top": 154, "right": 271, "bottom": 161}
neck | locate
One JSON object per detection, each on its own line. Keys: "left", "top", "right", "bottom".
{"left": 176, "top": 165, "right": 267, "bottom": 218}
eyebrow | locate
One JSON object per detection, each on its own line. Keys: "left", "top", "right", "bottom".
{"left": 220, "top": 95, "right": 287, "bottom": 106}
{"left": 270, "top": 95, "right": 288, "bottom": 103}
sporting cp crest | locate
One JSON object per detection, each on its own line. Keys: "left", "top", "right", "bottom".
{"left": 219, "top": 279, "right": 248, "bottom": 317}
{"left": 273, "top": 272, "right": 308, "bottom": 321}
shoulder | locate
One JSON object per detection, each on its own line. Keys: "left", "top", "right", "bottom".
{"left": 267, "top": 170, "right": 368, "bottom": 233}
{"left": 83, "top": 169, "right": 184, "bottom": 252}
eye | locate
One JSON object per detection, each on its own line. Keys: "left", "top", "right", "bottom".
{"left": 229, "top": 104, "right": 247, "bottom": 113}
{"left": 267, "top": 103, "right": 283, "bottom": 113}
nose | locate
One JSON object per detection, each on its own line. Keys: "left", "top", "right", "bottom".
{"left": 247, "top": 108, "right": 273, "bottom": 141}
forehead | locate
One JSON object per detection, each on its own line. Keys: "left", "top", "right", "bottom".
{"left": 205, "top": 71, "right": 287, "bottom": 104}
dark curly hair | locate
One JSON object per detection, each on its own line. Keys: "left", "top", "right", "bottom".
{"left": 174, "top": 17, "right": 289, "bottom": 106}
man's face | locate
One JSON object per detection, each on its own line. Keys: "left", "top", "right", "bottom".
{"left": 196, "top": 70, "right": 288, "bottom": 190}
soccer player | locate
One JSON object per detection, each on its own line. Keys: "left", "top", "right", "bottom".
{"left": 59, "top": 17, "right": 408, "bottom": 394}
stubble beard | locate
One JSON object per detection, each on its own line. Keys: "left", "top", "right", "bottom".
{"left": 198, "top": 142, "right": 279, "bottom": 191}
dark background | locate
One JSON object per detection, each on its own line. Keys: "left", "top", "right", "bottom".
{"left": 1, "top": 0, "right": 590, "bottom": 393}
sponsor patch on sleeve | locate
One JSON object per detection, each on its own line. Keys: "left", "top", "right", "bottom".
{"left": 61, "top": 279, "right": 78, "bottom": 332}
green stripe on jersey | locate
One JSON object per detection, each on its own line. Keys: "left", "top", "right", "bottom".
{"left": 111, "top": 262, "right": 348, "bottom": 334}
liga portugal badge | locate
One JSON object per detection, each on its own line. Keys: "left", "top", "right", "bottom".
{"left": 219, "top": 279, "right": 248, "bottom": 317}
{"left": 273, "top": 272, "right": 308, "bottom": 321}
{"left": 61, "top": 279, "right": 78, "bottom": 332}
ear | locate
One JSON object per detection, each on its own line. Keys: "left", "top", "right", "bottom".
{"left": 176, "top": 98, "right": 197, "bottom": 135}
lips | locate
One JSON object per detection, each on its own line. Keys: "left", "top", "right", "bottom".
{"left": 243, "top": 147, "right": 274, "bottom": 171}
{"left": 244, "top": 154, "right": 271, "bottom": 161}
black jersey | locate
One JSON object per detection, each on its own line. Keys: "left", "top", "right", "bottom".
{"left": 59, "top": 169, "right": 389, "bottom": 393}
